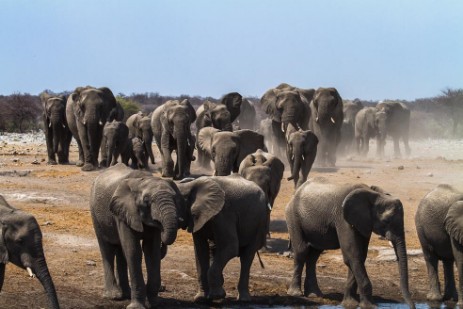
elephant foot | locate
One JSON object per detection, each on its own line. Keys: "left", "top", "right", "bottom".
{"left": 147, "top": 295, "right": 158, "bottom": 308}
{"left": 287, "top": 286, "right": 303, "bottom": 296}
{"left": 58, "top": 160, "right": 69, "bottom": 165}
{"left": 443, "top": 290, "right": 458, "bottom": 301}
{"left": 427, "top": 291, "right": 443, "bottom": 302}
{"left": 75, "top": 160, "right": 84, "bottom": 167}
{"left": 208, "top": 286, "right": 226, "bottom": 301}
{"left": 99, "top": 160, "right": 107, "bottom": 167}
{"left": 194, "top": 291, "right": 208, "bottom": 303}
{"left": 103, "top": 288, "right": 124, "bottom": 300}
{"left": 304, "top": 286, "right": 323, "bottom": 298}
{"left": 81, "top": 163, "right": 96, "bottom": 171}
{"left": 126, "top": 300, "right": 146, "bottom": 309}
{"left": 237, "top": 290, "right": 252, "bottom": 301}
{"left": 341, "top": 296, "right": 359, "bottom": 309}
{"left": 47, "top": 160, "right": 58, "bottom": 165}
{"left": 359, "top": 299, "right": 376, "bottom": 309}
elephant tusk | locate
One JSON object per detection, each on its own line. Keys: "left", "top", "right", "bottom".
{"left": 291, "top": 155, "right": 294, "bottom": 160}
{"left": 26, "top": 267, "right": 36, "bottom": 278}
{"left": 267, "top": 203, "right": 272, "bottom": 211}
{"left": 48, "top": 122, "right": 52, "bottom": 128}
{"left": 99, "top": 120, "right": 104, "bottom": 126}
{"left": 331, "top": 117, "right": 335, "bottom": 124}
{"left": 62, "top": 124, "right": 66, "bottom": 128}
{"left": 389, "top": 241, "right": 393, "bottom": 248}
{"left": 281, "top": 123, "right": 285, "bottom": 133}
{"left": 315, "top": 116, "right": 319, "bottom": 123}
{"left": 302, "top": 154, "right": 305, "bottom": 160}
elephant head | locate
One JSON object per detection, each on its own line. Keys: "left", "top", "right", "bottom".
{"left": 311, "top": 87, "right": 343, "bottom": 126}
{"left": 102, "top": 120, "right": 129, "bottom": 167}
{"left": 220, "top": 92, "right": 242, "bottom": 123}
{"left": 202, "top": 101, "right": 233, "bottom": 132}
{"left": 198, "top": 128, "right": 266, "bottom": 176}
{"left": 131, "top": 113, "right": 155, "bottom": 165}
{"left": 0, "top": 196, "right": 60, "bottom": 309}
{"left": 40, "top": 93, "right": 67, "bottom": 157}
{"left": 342, "top": 187, "right": 413, "bottom": 307}
{"left": 130, "top": 137, "right": 149, "bottom": 170}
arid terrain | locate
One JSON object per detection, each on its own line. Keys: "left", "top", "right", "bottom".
{"left": 0, "top": 133, "right": 462, "bottom": 308}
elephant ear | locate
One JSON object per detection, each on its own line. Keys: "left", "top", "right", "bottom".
{"left": 260, "top": 88, "right": 281, "bottom": 122}
{"left": 178, "top": 178, "right": 225, "bottom": 233}
{"left": 264, "top": 155, "right": 285, "bottom": 181}
{"left": 238, "top": 153, "right": 256, "bottom": 174}
{"left": 180, "top": 99, "right": 197, "bottom": 123}
{"left": 235, "top": 130, "right": 266, "bottom": 163}
{"left": 109, "top": 179, "right": 144, "bottom": 232}
{"left": 342, "top": 188, "right": 378, "bottom": 238}
{"left": 0, "top": 223, "right": 8, "bottom": 264}
{"left": 197, "top": 127, "right": 220, "bottom": 156}
{"left": 445, "top": 201, "right": 463, "bottom": 245}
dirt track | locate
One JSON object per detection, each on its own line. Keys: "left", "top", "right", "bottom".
{"left": 0, "top": 134, "right": 462, "bottom": 308}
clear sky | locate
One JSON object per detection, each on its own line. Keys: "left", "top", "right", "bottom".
{"left": 1, "top": 0, "right": 462, "bottom": 100}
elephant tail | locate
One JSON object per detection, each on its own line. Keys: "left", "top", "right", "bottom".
{"left": 256, "top": 250, "right": 265, "bottom": 269}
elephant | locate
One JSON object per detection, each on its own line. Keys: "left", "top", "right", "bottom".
{"left": 285, "top": 124, "right": 318, "bottom": 188}
{"left": 195, "top": 92, "right": 243, "bottom": 167}
{"left": 259, "top": 118, "right": 274, "bottom": 153}
{"left": 0, "top": 195, "right": 60, "bottom": 309}
{"left": 130, "top": 137, "right": 149, "bottom": 170}
{"left": 101, "top": 120, "right": 131, "bottom": 167}
{"left": 285, "top": 177, "right": 414, "bottom": 309}
{"left": 235, "top": 98, "right": 257, "bottom": 130}
{"left": 197, "top": 127, "right": 266, "bottom": 175}
{"left": 40, "top": 92, "right": 72, "bottom": 165}
{"left": 176, "top": 175, "right": 267, "bottom": 302}
{"left": 260, "top": 83, "right": 314, "bottom": 159}
{"left": 309, "top": 87, "right": 344, "bottom": 167}
{"left": 126, "top": 112, "right": 155, "bottom": 165}
{"left": 354, "top": 107, "right": 387, "bottom": 156}
{"left": 415, "top": 184, "right": 463, "bottom": 304}
{"left": 151, "top": 99, "right": 196, "bottom": 179}
{"left": 66, "top": 86, "right": 123, "bottom": 171}
{"left": 338, "top": 99, "right": 363, "bottom": 156}
{"left": 376, "top": 101, "right": 411, "bottom": 158}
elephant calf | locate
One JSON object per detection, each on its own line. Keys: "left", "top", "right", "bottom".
{"left": 415, "top": 184, "right": 463, "bottom": 305}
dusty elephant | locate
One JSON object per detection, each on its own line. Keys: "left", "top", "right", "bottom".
{"left": 415, "top": 184, "right": 463, "bottom": 305}
{"left": 126, "top": 112, "right": 155, "bottom": 165}
{"left": 285, "top": 177, "right": 414, "bottom": 309}
{"left": 129, "top": 137, "right": 149, "bottom": 170}
{"left": 40, "top": 92, "right": 72, "bottom": 165}
{"left": 101, "top": 120, "right": 131, "bottom": 167}
{"left": 0, "top": 195, "right": 60, "bottom": 309}
{"left": 354, "top": 107, "right": 386, "bottom": 156}
{"left": 197, "top": 127, "right": 266, "bottom": 175}
{"left": 151, "top": 99, "right": 196, "bottom": 179}
{"left": 235, "top": 98, "right": 257, "bottom": 130}
{"left": 338, "top": 99, "right": 363, "bottom": 156}
{"left": 309, "top": 87, "right": 343, "bottom": 167}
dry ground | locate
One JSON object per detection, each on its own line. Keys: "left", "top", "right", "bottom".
{"left": 0, "top": 136, "right": 462, "bottom": 308}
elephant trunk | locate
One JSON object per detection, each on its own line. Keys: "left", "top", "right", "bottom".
{"left": 0, "top": 263, "right": 5, "bottom": 292}
{"left": 214, "top": 154, "right": 233, "bottom": 176}
{"left": 175, "top": 129, "right": 188, "bottom": 180}
{"left": 290, "top": 147, "right": 302, "bottom": 187}
{"left": 390, "top": 233, "right": 415, "bottom": 309}
{"left": 143, "top": 133, "right": 155, "bottom": 165}
{"left": 106, "top": 139, "right": 115, "bottom": 166}
{"left": 153, "top": 193, "right": 178, "bottom": 245}
{"left": 34, "top": 256, "right": 60, "bottom": 309}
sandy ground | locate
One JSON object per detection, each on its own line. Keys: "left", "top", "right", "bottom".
{"left": 0, "top": 133, "right": 463, "bottom": 308}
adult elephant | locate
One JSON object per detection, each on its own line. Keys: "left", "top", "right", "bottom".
{"left": 376, "top": 101, "right": 411, "bottom": 158}
{"left": 415, "top": 184, "right": 463, "bottom": 305}
{"left": 101, "top": 120, "right": 131, "bottom": 167}
{"left": 0, "top": 195, "right": 60, "bottom": 309}
{"left": 197, "top": 127, "right": 266, "bottom": 175}
{"left": 338, "top": 99, "right": 363, "bottom": 156}
{"left": 151, "top": 99, "right": 196, "bottom": 179}
{"left": 176, "top": 175, "right": 267, "bottom": 302}
{"left": 309, "top": 87, "right": 343, "bottom": 167}
{"left": 40, "top": 92, "right": 72, "bottom": 165}
{"left": 285, "top": 124, "right": 318, "bottom": 188}
{"left": 126, "top": 112, "right": 155, "bottom": 165}
{"left": 66, "top": 86, "right": 123, "bottom": 171}
{"left": 354, "top": 107, "right": 387, "bottom": 156}
{"left": 235, "top": 98, "right": 257, "bottom": 130}
{"left": 260, "top": 83, "right": 314, "bottom": 158}
{"left": 285, "top": 177, "right": 414, "bottom": 309}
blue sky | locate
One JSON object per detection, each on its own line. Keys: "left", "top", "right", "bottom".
{"left": 1, "top": 1, "right": 462, "bottom": 100}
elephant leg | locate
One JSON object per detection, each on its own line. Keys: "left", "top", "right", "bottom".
{"left": 0, "top": 263, "right": 5, "bottom": 292}
{"left": 237, "top": 246, "right": 256, "bottom": 301}
{"left": 451, "top": 240, "right": 463, "bottom": 305}
{"left": 115, "top": 247, "right": 130, "bottom": 299}
{"left": 442, "top": 259, "right": 457, "bottom": 301}
{"left": 143, "top": 236, "right": 161, "bottom": 307}
{"left": 402, "top": 133, "right": 411, "bottom": 156}
{"left": 192, "top": 234, "right": 210, "bottom": 302}
{"left": 393, "top": 136, "right": 401, "bottom": 158}
{"left": 423, "top": 250, "right": 442, "bottom": 301}
{"left": 161, "top": 148, "right": 174, "bottom": 177}
{"left": 287, "top": 244, "right": 309, "bottom": 296}
{"left": 77, "top": 123, "right": 95, "bottom": 171}
{"left": 342, "top": 268, "right": 359, "bottom": 308}
{"left": 304, "top": 248, "right": 323, "bottom": 297}
{"left": 208, "top": 246, "right": 236, "bottom": 300}
{"left": 45, "top": 128, "right": 57, "bottom": 164}
{"left": 95, "top": 237, "right": 123, "bottom": 300}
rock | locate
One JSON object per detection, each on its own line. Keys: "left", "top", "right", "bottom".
{"left": 398, "top": 165, "right": 404, "bottom": 170}
{"left": 427, "top": 173, "right": 433, "bottom": 177}
{"left": 31, "top": 160, "right": 40, "bottom": 165}
{"left": 42, "top": 221, "right": 53, "bottom": 226}
{"left": 86, "top": 260, "right": 97, "bottom": 266}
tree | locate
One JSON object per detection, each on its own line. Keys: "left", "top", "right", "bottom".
{"left": 1, "top": 93, "right": 41, "bottom": 132}
{"left": 438, "top": 88, "right": 463, "bottom": 137}
{"left": 116, "top": 96, "right": 142, "bottom": 122}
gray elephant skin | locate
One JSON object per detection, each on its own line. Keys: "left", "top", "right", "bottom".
{"left": 338, "top": 99, "right": 363, "bottom": 155}
{"left": 235, "top": 98, "right": 257, "bottom": 130}
{"left": 285, "top": 124, "right": 318, "bottom": 188}
{"left": 260, "top": 83, "right": 314, "bottom": 158}
{"left": 101, "top": 120, "right": 131, "bottom": 167}
{"left": 415, "top": 184, "right": 463, "bottom": 305}
{"left": 151, "top": 99, "right": 196, "bottom": 179}
{"left": 130, "top": 137, "right": 149, "bottom": 170}
{"left": 376, "top": 101, "right": 411, "bottom": 158}
{"left": 354, "top": 107, "right": 386, "bottom": 156}
{"left": 66, "top": 86, "right": 123, "bottom": 171}
{"left": 176, "top": 175, "right": 267, "bottom": 302}
{"left": 126, "top": 112, "right": 155, "bottom": 165}
{"left": 285, "top": 178, "right": 414, "bottom": 309}
{"left": 195, "top": 92, "right": 243, "bottom": 167}
{"left": 309, "top": 87, "right": 343, "bottom": 167}
{"left": 197, "top": 127, "right": 266, "bottom": 175}
{"left": 40, "top": 92, "right": 72, "bottom": 165}
{"left": 0, "top": 195, "right": 60, "bottom": 309}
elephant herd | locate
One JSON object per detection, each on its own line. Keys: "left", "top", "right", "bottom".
{"left": 2, "top": 84, "right": 459, "bottom": 309}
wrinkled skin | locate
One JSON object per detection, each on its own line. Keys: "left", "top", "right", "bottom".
{"left": 90, "top": 164, "right": 180, "bottom": 308}
{"left": 197, "top": 128, "right": 266, "bottom": 175}
{"left": 195, "top": 92, "right": 243, "bottom": 167}
{"left": 66, "top": 86, "right": 122, "bottom": 171}
{"left": 285, "top": 124, "right": 318, "bottom": 188}
{"left": 126, "top": 112, "right": 155, "bottom": 165}
{"left": 415, "top": 184, "right": 463, "bottom": 305}
{"left": 260, "top": 83, "right": 314, "bottom": 159}
{"left": 285, "top": 178, "right": 414, "bottom": 309}
{"left": 130, "top": 137, "right": 149, "bottom": 170}
{"left": 40, "top": 92, "right": 72, "bottom": 165}
{"left": 151, "top": 99, "right": 196, "bottom": 179}
{"left": 376, "top": 101, "right": 411, "bottom": 158}
{"left": 338, "top": 100, "right": 363, "bottom": 156}
{"left": 354, "top": 107, "right": 387, "bottom": 156}
{"left": 309, "top": 87, "right": 343, "bottom": 167}
{"left": 177, "top": 176, "right": 267, "bottom": 302}
{"left": 235, "top": 99, "right": 257, "bottom": 130}
{"left": 101, "top": 120, "right": 131, "bottom": 167}
{"left": 0, "top": 196, "right": 60, "bottom": 309}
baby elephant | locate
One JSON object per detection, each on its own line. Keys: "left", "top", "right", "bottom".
{"left": 415, "top": 184, "right": 463, "bottom": 305}
{"left": 130, "top": 137, "right": 149, "bottom": 170}
{"left": 101, "top": 120, "right": 131, "bottom": 167}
